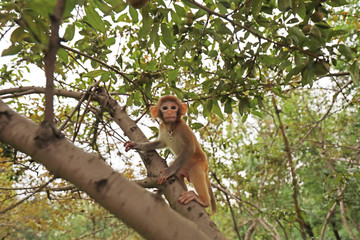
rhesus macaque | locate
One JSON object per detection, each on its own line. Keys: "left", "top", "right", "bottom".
{"left": 127, "top": 0, "right": 148, "bottom": 9}
{"left": 124, "top": 95, "right": 216, "bottom": 214}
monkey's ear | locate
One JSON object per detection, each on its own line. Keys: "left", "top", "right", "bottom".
{"left": 180, "top": 103, "right": 188, "bottom": 115}
{"left": 150, "top": 106, "right": 158, "bottom": 118}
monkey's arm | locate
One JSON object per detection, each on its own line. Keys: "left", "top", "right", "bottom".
{"left": 124, "top": 140, "right": 166, "bottom": 152}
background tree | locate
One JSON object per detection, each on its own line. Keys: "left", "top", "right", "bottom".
{"left": 0, "top": 0, "right": 359, "bottom": 239}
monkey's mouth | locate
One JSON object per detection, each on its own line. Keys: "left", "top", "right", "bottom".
{"left": 165, "top": 117, "right": 176, "bottom": 122}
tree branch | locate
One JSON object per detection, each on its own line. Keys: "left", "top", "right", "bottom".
{"left": 44, "top": 0, "right": 66, "bottom": 124}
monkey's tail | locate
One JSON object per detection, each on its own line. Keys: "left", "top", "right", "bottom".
{"left": 207, "top": 175, "right": 217, "bottom": 215}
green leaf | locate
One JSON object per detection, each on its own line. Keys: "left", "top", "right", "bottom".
{"left": 251, "top": 110, "right": 263, "bottom": 118}
{"left": 104, "top": 37, "right": 116, "bottom": 46}
{"left": 217, "top": 23, "right": 232, "bottom": 35}
{"left": 238, "top": 98, "right": 250, "bottom": 116}
{"left": 212, "top": 100, "right": 224, "bottom": 119}
{"left": 285, "top": 64, "right": 305, "bottom": 83}
{"left": 138, "top": 12, "right": 151, "bottom": 39}
{"left": 297, "top": 2, "right": 306, "bottom": 19}
{"left": 338, "top": 44, "right": 354, "bottom": 61}
{"left": 259, "top": 55, "right": 276, "bottom": 66}
{"left": 58, "top": 48, "right": 68, "bottom": 64}
{"left": 64, "top": 24, "right": 75, "bottom": 41}
{"left": 288, "top": 27, "right": 305, "bottom": 46}
{"left": 64, "top": 0, "right": 77, "bottom": 18}
{"left": 203, "top": 99, "right": 213, "bottom": 117}
{"left": 168, "top": 68, "right": 178, "bottom": 82}
{"left": 278, "top": 0, "right": 292, "bottom": 12}
{"left": 174, "top": 4, "right": 186, "bottom": 17}
{"left": 191, "top": 123, "right": 204, "bottom": 130}
{"left": 1, "top": 44, "right": 22, "bottom": 56}
{"left": 85, "top": 5, "right": 106, "bottom": 33}
{"left": 224, "top": 98, "right": 233, "bottom": 114}
{"left": 161, "top": 23, "right": 173, "bottom": 49}
{"left": 84, "top": 70, "right": 107, "bottom": 78}
{"left": 129, "top": 5, "right": 139, "bottom": 23}
{"left": 208, "top": 50, "right": 218, "bottom": 58}
{"left": 10, "top": 27, "right": 29, "bottom": 43}
{"left": 252, "top": 0, "right": 263, "bottom": 18}
{"left": 101, "top": 71, "right": 111, "bottom": 82}
{"left": 349, "top": 61, "right": 359, "bottom": 86}
{"left": 301, "top": 68, "right": 315, "bottom": 86}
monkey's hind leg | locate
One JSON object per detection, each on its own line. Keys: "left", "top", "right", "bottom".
{"left": 178, "top": 165, "right": 211, "bottom": 208}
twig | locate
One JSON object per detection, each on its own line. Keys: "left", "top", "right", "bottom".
{"left": 319, "top": 186, "right": 345, "bottom": 240}
{"left": 327, "top": 161, "right": 358, "bottom": 240}
{"left": 0, "top": 178, "right": 56, "bottom": 215}
{"left": 213, "top": 174, "right": 242, "bottom": 239}
{"left": 295, "top": 79, "right": 352, "bottom": 150}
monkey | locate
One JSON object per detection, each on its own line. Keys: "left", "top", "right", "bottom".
{"left": 127, "top": 0, "right": 148, "bottom": 9}
{"left": 124, "top": 95, "right": 216, "bottom": 214}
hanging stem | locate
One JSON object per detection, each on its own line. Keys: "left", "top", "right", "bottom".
{"left": 271, "top": 95, "right": 313, "bottom": 239}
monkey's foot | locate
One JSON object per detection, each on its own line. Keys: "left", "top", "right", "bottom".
{"left": 178, "top": 191, "right": 209, "bottom": 207}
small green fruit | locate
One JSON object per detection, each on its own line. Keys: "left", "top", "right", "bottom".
{"left": 186, "top": 11, "right": 194, "bottom": 20}
{"left": 127, "top": 0, "right": 148, "bottom": 9}
{"left": 311, "top": 11, "right": 324, "bottom": 22}
{"left": 302, "top": 24, "right": 312, "bottom": 35}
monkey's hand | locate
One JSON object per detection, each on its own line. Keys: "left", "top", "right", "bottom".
{"left": 124, "top": 141, "right": 137, "bottom": 152}
{"left": 157, "top": 168, "right": 176, "bottom": 185}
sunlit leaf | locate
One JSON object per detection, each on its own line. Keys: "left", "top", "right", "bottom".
{"left": 63, "top": 24, "right": 75, "bottom": 41}
{"left": 84, "top": 4, "right": 106, "bottom": 33}
{"left": 84, "top": 70, "right": 107, "bottom": 78}
{"left": 1, "top": 44, "right": 22, "bottom": 56}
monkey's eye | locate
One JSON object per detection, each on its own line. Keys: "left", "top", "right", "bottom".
{"left": 162, "top": 106, "right": 168, "bottom": 110}
{"left": 171, "top": 106, "right": 177, "bottom": 110}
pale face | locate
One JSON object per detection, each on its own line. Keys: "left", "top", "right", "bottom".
{"left": 160, "top": 101, "right": 179, "bottom": 123}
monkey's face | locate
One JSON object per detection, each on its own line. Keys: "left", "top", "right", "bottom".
{"left": 159, "top": 101, "right": 179, "bottom": 124}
